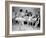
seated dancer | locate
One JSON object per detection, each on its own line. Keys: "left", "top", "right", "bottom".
{"left": 15, "top": 9, "right": 26, "bottom": 25}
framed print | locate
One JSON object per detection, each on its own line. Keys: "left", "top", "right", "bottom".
{"left": 5, "top": 1, "right": 45, "bottom": 37}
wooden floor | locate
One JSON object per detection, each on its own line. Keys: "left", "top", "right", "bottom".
{"left": 12, "top": 24, "right": 40, "bottom": 31}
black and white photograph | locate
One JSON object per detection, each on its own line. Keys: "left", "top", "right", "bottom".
{"left": 9, "top": 4, "right": 43, "bottom": 34}
{"left": 12, "top": 7, "right": 40, "bottom": 31}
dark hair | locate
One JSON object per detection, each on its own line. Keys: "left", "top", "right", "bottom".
{"left": 28, "top": 12, "right": 32, "bottom": 16}
{"left": 20, "top": 9, "right": 23, "bottom": 12}
{"left": 36, "top": 14, "right": 38, "bottom": 17}
{"left": 26, "top": 10, "right": 28, "bottom": 13}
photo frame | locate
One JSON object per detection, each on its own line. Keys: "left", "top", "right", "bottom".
{"left": 5, "top": 1, "right": 45, "bottom": 37}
